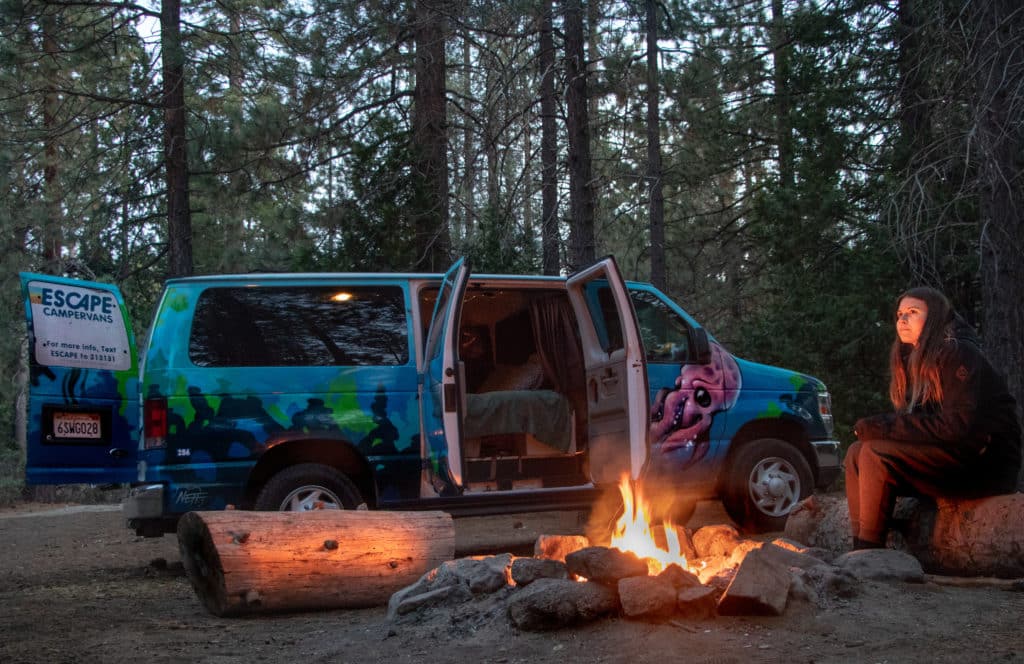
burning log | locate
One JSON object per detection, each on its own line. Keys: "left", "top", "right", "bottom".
{"left": 177, "top": 509, "right": 454, "bottom": 617}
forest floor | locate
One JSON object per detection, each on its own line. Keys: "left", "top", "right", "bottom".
{"left": 1, "top": 498, "right": 1022, "bottom": 664}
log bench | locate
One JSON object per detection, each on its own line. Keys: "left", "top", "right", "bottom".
{"left": 783, "top": 492, "right": 1024, "bottom": 578}
{"left": 177, "top": 509, "right": 455, "bottom": 616}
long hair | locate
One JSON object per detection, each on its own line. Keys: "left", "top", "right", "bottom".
{"left": 888, "top": 287, "right": 954, "bottom": 411}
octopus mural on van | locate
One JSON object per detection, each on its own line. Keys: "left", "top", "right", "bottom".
{"left": 649, "top": 343, "right": 742, "bottom": 469}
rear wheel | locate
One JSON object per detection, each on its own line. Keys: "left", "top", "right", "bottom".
{"left": 254, "top": 463, "right": 362, "bottom": 511}
{"left": 721, "top": 438, "right": 812, "bottom": 533}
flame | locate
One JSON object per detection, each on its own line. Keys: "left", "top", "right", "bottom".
{"left": 608, "top": 475, "right": 688, "bottom": 575}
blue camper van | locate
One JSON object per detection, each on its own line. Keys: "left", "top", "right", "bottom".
{"left": 20, "top": 257, "right": 840, "bottom": 535}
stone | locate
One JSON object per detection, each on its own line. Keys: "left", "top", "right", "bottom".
{"left": 727, "top": 539, "right": 763, "bottom": 567}
{"left": 657, "top": 563, "right": 702, "bottom": 589}
{"left": 834, "top": 549, "right": 924, "bottom": 583}
{"left": 618, "top": 575, "right": 678, "bottom": 619}
{"left": 564, "top": 546, "right": 650, "bottom": 586}
{"left": 676, "top": 585, "right": 719, "bottom": 620}
{"left": 507, "top": 578, "right": 619, "bottom": 631}
{"left": 769, "top": 536, "right": 835, "bottom": 562}
{"left": 757, "top": 542, "right": 831, "bottom": 572}
{"left": 534, "top": 534, "right": 590, "bottom": 562}
{"left": 386, "top": 554, "right": 512, "bottom": 619}
{"left": 783, "top": 494, "right": 851, "bottom": 556}
{"left": 430, "top": 554, "right": 512, "bottom": 594}
{"left": 692, "top": 524, "right": 742, "bottom": 558}
{"left": 716, "top": 547, "right": 792, "bottom": 616}
{"left": 787, "top": 570, "right": 817, "bottom": 605}
{"left": 388, "top": 584, "right": 467, "bottom": 619}
{"left": 511, "top": 557, "right": 568, "bottom": 586}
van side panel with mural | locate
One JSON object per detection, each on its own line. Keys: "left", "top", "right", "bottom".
{"left": 20, "top": 259, "right": 840, "bottom": 535}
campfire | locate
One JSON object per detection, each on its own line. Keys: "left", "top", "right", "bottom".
{"left": 179, "top": 475, "right": 834, "bottom": 628}
{"left": 608, "top": 475, "right": 689, "bottom": 576}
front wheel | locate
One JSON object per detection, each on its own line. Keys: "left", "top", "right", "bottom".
{"left": 254, "top": 463, "right": 363, "bottom": 511}
{"left": 721, "top": 438, "right": 813, "bottom": 533}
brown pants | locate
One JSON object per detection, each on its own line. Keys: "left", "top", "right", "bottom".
{"left": 844, "top": 438, "right": 983, "bottom": 543}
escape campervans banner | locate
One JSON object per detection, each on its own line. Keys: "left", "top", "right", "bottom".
{"left": 20, "top": 273, "right": 140, "bottom": 485}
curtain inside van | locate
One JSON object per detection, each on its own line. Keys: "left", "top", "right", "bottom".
{"left": 531, "top": 296, "right": 587, "bottom": 447}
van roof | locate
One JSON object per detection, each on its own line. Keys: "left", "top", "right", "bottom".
{"left": 164, "top": 271, "right": 571, "bottom": 285}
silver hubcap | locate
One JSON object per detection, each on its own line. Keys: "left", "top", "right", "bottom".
{"left": 748, "top": 456, "right": 800, "bottom": 517}
{"left": 279, "top": 485, "right": 343, "bottom": 511}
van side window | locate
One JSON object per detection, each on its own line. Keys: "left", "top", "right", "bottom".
{"left": 629, "top": 290, "right": 692, "bottom": 363}
{"left": 189, "top": 286, "right": 409, "bottom": 367}
{"left": 594, "top": 284, "right": 626, "bottom": 352}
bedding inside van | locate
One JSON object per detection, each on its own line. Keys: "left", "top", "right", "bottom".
{"left": 463, "top": 389, "right": 572, "bottom": 453}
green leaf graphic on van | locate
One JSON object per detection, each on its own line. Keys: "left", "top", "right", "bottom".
{"left": 760, "top": 401, "right": 783, "bottom": 419}
{"left": 167, "top": 292, "right": 189, "bottom": 312}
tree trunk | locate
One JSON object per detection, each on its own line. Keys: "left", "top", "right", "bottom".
{"left": 645, "top": 0, "right": 665, "bottom": 289}
{"left": 41, "top": 11, "right": 62, "bottom": 272}
{"left": 895, "top": 0, "right": 931, "bottom": 163}
{"left": 969, "top": 0, "right": 1024, "bottom": 490}
{"left": 771, "top": 0, "right": 793, "bottom": 192}
{"left": 15, "top": 337, "right": 28, "bottom": 459}
{"left": 485, "top": 63, "right": 500, "bottom": 217}
{"left": 177, "top": 510, "right": 455, "bottom": 616}
{"left": 539, "top": 0, "right": 559, "bottom": 276}
{"left": 162, "top": 0, "right": 193, "bottom": 278}
{"left": 460, "top": 34, "right": 477, "bottom": 241}
{"left": 563, "top": 0, "right": 595, "bottom": 271}
{"left": 412, "top": 0, "right": 451, "bottom": 271}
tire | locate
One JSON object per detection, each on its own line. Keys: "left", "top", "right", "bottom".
{"left": 254, "top": 463, "right": 363, "bottom": 512}
{"left": 721, "top": 438, "right": 813, "bottom": 533}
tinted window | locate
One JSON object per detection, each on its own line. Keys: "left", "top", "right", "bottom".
{"left": 189, "top": 286, "right": 409, "bottom": 367}
{"left": 594, "top": 282, "right": 626, "bottom": 353}
{"left": 629, "top": 290, "right": 692, "bottom": 363}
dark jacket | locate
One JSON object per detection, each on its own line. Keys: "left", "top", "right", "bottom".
{"left": 855, "top": 318, "right": 1022, "bottom": 492}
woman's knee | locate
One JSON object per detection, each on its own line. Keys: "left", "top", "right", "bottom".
{"left": 845, "top": 440, "right": 863, "bottom": 466}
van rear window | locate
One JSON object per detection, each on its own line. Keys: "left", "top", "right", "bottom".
{"left": 189, "top": 286, "right": 409, "bottom": 367}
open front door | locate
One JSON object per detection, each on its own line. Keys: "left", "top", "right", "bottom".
{"left": 420, "top": 259, "right": 470, "bottom": 493}
{"left": 566, "top": 257, "right": 649, "bottom": 484}
{"left": 19, "top": 273, "right": 140, "bottom": 484}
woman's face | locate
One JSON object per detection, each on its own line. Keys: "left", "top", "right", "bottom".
{"left": 896, "top": 296, "right": 928, "bottom": 346}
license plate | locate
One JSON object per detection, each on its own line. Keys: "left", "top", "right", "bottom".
{"left": 52, "top": 412, "right": 102, "bottom": 439}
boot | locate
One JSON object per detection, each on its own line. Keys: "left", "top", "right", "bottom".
{"left": 852, "top": 537, "right": 884, "bottom": 550}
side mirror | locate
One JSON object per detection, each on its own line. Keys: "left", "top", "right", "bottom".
{"left": 687, "top": 327, "right": 712, "bottom": 365}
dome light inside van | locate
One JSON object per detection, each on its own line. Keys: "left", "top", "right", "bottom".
{"left": 331, "top": 292, "right": 353, "bottom": 302}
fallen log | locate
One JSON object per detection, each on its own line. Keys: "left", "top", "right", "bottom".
{"left": 784, "top": 492, "right": 1024, "bottom": 578}
{"left": 922, "top": 574, "right": 1024, "bottom": 590}
{"left": 177, "top": 509, "right": 454, "bottom": 617}
{"left": 902, "top": 493, "right": 1024, "bottom": 578}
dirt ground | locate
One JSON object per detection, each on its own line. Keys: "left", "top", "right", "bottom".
{"left": 1, "top": 500, "right": 1022, "bottom": 664}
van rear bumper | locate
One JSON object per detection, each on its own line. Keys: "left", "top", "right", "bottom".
{"left": 123, "top": 484, "right": 176, "bottom": 537}
{"left": 811, "top": 439, "right": 842, "bottom": 489}
{"left": 123, "top": 483, "right": 164, "bottom": 518}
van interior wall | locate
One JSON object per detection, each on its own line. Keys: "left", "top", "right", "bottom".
{"left": 458, "top": 289, "right": 588, "bottom": 490}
